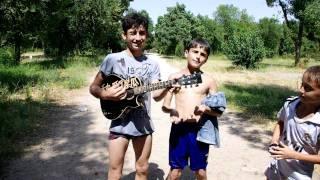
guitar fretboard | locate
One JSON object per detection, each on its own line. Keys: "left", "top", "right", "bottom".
{"left": 133, "top": 80, "right": 176, "bottom": 95}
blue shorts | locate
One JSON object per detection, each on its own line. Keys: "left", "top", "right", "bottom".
{"left": 169, "top": 123, "right": 209, "bottom": 171}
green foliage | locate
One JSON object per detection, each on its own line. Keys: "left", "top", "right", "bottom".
{"left": 279, "top": 25, "right": 295, "bottom": 55}
{"left": 265, "top": 0, "right": 320, "bottom": 66}
{"left": 224, "top": 31, "right": 265, "bottom": 69}
{"left": 214, "top": 5, "right": 256, "bottom": 35}
{"left": 0, "top": 0, "right": 45, "bottom": 63}
{"left": 43, "top": 0, "right": 130, "bottom": 57}
{"left": 154, "top": 3, "right": 195, "bottom": 55}
{"left": 258, "top": 18, "right": 282, "bottom": 57}
{"left": 214, "top": 4, "right": 240, "bottom": 36}
{"left": 304, "top": 0, "right": 320, "bottom": 36}
{"left": 0, "top": 0, "right": 131, "bottom": 62}
{"left": 194, "top": 15, "right": 224, "bottom": 53}
{"left": 175, "top": 41, "right": 184, "bottom": 57}
{"left": 221, "top": 83, "right": 297, "bottom": 119}
{"left": 0, "top": 48, "right": 14, "bottom": 66}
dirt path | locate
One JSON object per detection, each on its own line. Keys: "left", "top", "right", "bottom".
{"left": 4, "top": 54, "right": 318, "bottom": 180}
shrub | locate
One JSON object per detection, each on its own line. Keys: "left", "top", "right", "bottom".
{"left": 223, "top": 31, "right": 265, "bottom": 69}
{"left": 0, "top": 48, "right": 14, "bottom": 66}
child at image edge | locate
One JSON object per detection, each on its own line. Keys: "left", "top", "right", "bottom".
{"left": 89, "top": 12, "right": 169, "bottom": 180}
{"left": 265, "top": 65, "right": 320, "bottom": 180}
{"left": 162, "top": 38, "right": 226, "bottom": 180}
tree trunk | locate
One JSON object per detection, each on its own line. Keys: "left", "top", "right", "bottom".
{"left": 294, "top": 20, "right": 304, "bottom": 66}
{"left": 14, "top": 34, "right": 21, "bottom": 64}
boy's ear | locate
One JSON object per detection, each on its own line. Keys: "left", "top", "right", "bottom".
{"left": 121, "top": 33, "right": 127, "bottom": 40}
{"left": 184, "top": 50, "right": 188, "bottom": 58}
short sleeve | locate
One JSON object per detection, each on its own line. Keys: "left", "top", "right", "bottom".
{"left": 150, "top": 62, "right": 161, "bottom": 81}
{"left": 277, "top": 106, "right": 286, "bottom": 122}
{"left": 100, "top": 55, "right": 114, "bottom": 75}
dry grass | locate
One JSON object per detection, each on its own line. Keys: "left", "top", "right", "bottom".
{"left": 164, "top": 54, "right": 305, "bottom": 90}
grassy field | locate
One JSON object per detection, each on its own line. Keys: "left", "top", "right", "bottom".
{"left": 165, "top": 54, "right": 318, "bottom": 124}
{"left": 0, "top": 55, "right": 102, "bottom": 169}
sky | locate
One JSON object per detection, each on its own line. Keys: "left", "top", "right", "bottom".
{"left": 129, "top": 0, "right": 283, "bottom": 23}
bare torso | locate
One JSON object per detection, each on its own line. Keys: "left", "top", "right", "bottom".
{"left": 172, "top": 72, "right": 214, "bottom": 122}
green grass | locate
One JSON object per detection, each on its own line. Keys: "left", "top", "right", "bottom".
{"left": 0, "top": 55, "right": 102, "bottom": 169}
{"left": 220, "top": 83, "right": 297, "bottom": 120}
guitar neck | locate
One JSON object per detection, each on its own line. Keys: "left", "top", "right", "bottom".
{"left": 133, "top": 80, "right": 175, "bottom": 95}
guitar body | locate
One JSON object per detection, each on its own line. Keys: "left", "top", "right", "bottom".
{"left": 100, "top": 74, "right": 144, "bottom": 120}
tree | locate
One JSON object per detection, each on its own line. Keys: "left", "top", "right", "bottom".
{"left": 43, "top": 0, "right": 131, "bottom": 57}
{"left": 0, "top": 0, "right": 44, "bottom": 64}
{"left": 224, "top": 31, "right": 265, "bottom": 69}
{"left": 266, "top": 0, "right": 316, "bottom": 65}
{"left": 258, "top": 18, "right": 282, "bottom": 57}
{"left": 214, "top": 4, "right": 240, "bottom": 38}
{"left": 304, "top": 0, "right": 320, "bottom": 52}
{"left": 154, "top": 3, "right": 195, "bottom": 55}
{"left": 214, "top": 4, "right": 257, "bottom": 58}
{"left": 194, "top": 15, "right": 224, "bottom": 53}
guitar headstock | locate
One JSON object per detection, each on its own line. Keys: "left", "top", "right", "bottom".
{"left": 177, "top": 72, "right": 202, "bottom": 87}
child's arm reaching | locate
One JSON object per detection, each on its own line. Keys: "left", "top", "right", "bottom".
{"left": 162, "top": 73, "right": 182, "bottom": 124}
{"left": 270, "top": 141, "right": 320, "bottom": 164}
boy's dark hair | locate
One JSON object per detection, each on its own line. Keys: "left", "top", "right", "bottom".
{"left": 121, "top": 12, "right": 149, "bottom": 34}
{"left": 304, "top": 65, "right": 320, "bottom": 87}
{"left": 185, "top": 38, "right": 211, "bottom": 56}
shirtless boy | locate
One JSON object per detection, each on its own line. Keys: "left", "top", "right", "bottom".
{"left": 162, "top": 38, "right": 224, "bottom": 180}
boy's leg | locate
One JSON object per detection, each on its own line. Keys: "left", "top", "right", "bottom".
{"left": 132, "top": 134, "right": 152, "bottom": 180}
{"left": 167, "top": 168, "right": 182, "bottom": 180}
{"left": 189, "top": 131, "right": 209, "bottom": 180}
{"left": 108, "top": 136, "right": 130, "bottom": 180}
{"left": 194, "top": 169, "right": 207, "bottom": 180}
{"left": 168, "top": 124, "right": 188, "bottom": 180}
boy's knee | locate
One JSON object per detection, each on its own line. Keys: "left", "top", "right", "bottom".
{"left": 195, "top": 169, "right": 207, "bottom": 180}
{"left": 108, "top": 166, "right": 122, "bottom": 180}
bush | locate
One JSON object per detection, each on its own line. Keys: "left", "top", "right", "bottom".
{"left": 223, "top": 31, "right": 265, "bottom": 69}
{"left": 0, "top": 48, "right": 14, "bottom": 66}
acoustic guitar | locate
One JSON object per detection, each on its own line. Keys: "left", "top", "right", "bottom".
{"left": 100, "top": 72, "right": 202, "bottom": 120}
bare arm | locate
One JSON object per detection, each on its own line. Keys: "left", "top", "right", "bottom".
{"left": 270, "top": 121, "right": 283, "bottom": 145}
{"left": 194, "top": 75, "right": 222, "bottom": 117}
{"left": 152, "top": 79, "right": 170, "bottom": 102}
{"left": 161, "top": 73, "right": 183, "bottom": 111}
{"left": 162, "top": 89, "right": 174, "bottom": 113}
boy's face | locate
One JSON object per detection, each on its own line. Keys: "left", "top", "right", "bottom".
{"left": 185, "top": 45, "right": 208, "bottom": 69}
{"left": 299, "top": 75, "right": 320, "bottom": 105}
{"left": 122, "top": 25, "right": 147, "bottom": 53}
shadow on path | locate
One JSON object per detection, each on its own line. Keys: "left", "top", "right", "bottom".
{"left": 3, "top": 92, "right": 111, "bottom": 180}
